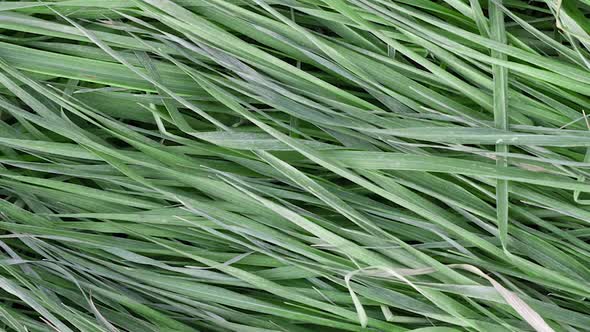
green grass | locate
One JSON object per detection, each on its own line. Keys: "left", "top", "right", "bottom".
{"left": 0, "top": 0, "right": 590, "bottom": 331}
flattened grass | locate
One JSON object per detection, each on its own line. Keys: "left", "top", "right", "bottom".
{"left": 0, "top": 1, "right": 590, "bottom": 331}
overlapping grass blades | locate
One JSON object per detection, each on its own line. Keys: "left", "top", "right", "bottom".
{"left": 0, "top": 1, "right": 590, "bottom": 331}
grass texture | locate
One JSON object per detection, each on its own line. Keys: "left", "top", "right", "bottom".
{"left": 0, "top": 0, "right": 590, "bottom": 331}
